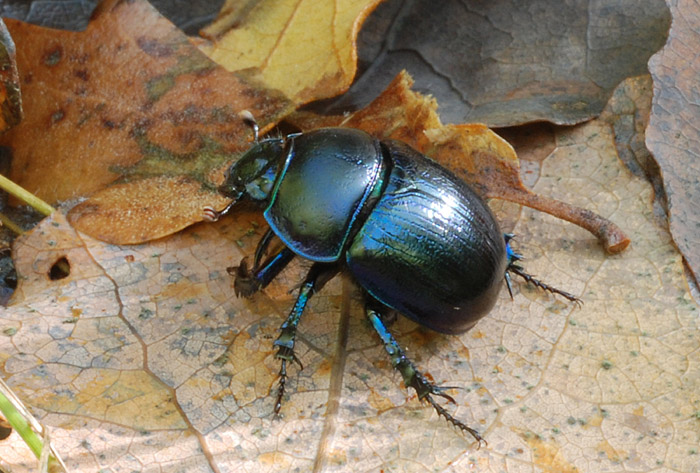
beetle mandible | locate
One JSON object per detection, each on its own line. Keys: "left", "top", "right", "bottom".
{"left": 204, "top": 114, "right": 580, "bottom": 446}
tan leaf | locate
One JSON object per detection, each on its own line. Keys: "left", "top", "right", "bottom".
{"left": 199, "top": 0, "right": 384, "bottom": 104}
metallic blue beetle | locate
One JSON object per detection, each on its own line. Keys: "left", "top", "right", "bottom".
{"left": 205, "top": 118, "right": 579, "bottom": 445}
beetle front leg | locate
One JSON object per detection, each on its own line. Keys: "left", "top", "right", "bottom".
{"left": 273, "top": 263, "right": 339, "bottom": 414}
{"left": 231, "top": 245, "right": 296, "bottom": 297}
{"left": 365, "top": 302, "right": 487, "bottom": 447}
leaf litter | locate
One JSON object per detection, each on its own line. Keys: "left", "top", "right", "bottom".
{"left": 0, "top": 0, "right": 698, "bottom": 472}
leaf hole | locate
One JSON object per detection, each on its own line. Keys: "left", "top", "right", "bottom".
{"left": 49, "top": 256, "right": 70, "bottom": 280}
{"left": 0, "top": 416, "right": 12, "bottom": 440}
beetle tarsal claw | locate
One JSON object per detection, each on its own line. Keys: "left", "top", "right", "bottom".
{"left": 432, "top": 384, "right": 462, "bottom": 401}
{"left": 274, "top": 358, "right": 288, "bottom": 415}
{"left": 424, "top": 394, "right": 487, "bottom": 448}
{"left": 276, "top": 345, "right": 304, "bottom": 370}
{"left": 273, "top": 346, "right": 304, "bottom": 414}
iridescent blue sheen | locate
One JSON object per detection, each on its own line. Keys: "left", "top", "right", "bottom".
{"left": 346, "top": 140, "right": 507, "bottom": 334}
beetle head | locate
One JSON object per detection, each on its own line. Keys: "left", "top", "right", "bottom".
{"left": 218, "top": 138, "right": 285, "bottom": 202}
{"left": 204, "top": 137, "right": 286, "bottom": 222}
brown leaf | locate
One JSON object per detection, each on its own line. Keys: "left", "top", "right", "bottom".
{"left": 1, "top": 0, "right": 294, "bottom": 244}
{"left": 646, "top": 0, "right": 700, "bottom": 283}
{"left": 0, "top": 19, "right": 22, "bottom": 132}
{"left": 290, "top": 71, "right": 630, "bottom": 253}
{"left": 68, "top": 175, "right": 231, "bottom": 244}
{"left": 318, "top": 0, "right": 671, "bottom": 127}
{"left": 199, "top": 0, "right": 384, "bottom": 105}
{"left": 1, "top": 111, "right": 697, "bottom": 472}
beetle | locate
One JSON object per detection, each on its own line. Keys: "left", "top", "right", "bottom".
{"left": 204, "top": 115, "right": 580, "bottom": 446}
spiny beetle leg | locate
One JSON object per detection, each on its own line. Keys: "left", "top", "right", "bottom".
{"left": 273, "top": 346, "right": 303, "bottom": 415}
{"left": 508, "top": 265, "right": 582, "bottom": 307}
{"left": 504, "top": 271, "right": 515, "bottom": 300}
{"left": 230, "top": 247, "right": 296, "bottom": 298}
{"left": 273, "top": 263, "right": 339, "bottom": 415}
{"left": 365, "top": 303, "right": 486, "bottom": 447}
{"left": 505, "top": 235, "right": 581, "bottom": 307}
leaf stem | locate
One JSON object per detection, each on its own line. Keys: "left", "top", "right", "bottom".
{"left": 496, "top": 186, "right": 630, "bottom": 254}
{"left": 0, "top": 173, "right": 54, "bottom": 216}
{"left": 0, "top": 378, "right": 67, "bottom": 471}
{"left": 0, "top": 213, "right": 24, "bottom": 234}
{"left": 0, "top": 389, "right": 44, "bottom": 459}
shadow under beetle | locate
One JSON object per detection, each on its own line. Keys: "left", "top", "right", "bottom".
{"left": 204, "top": 114, "right": 580, "bottom": 446}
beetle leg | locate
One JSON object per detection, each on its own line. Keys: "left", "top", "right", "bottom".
{"left": 508, "top": 265, "right": 583, "bottom": 307}
{"left": 365, "top": 303, "right": 487, "bottom": 447}
{"left": 504, "top": 271, "right": 515, "bottom": 300}
{"left": 505, "top": 236, "right": 581, "bottom": 306}
{"left": 253, "top": 228, "right": 276, "bottom": 270}
{"left": 273, "top": 263, "right": 339, "bottom": 415}
{"left": 230, "top": 227, "right": 287, "bottom": 297}
{"left": 229, "top": 246, "right": 296, "bottom": 298}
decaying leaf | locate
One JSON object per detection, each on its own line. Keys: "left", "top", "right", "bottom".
{"left": 0, "top": 0, "right": 294, "bottom": 244}
{"left": 1, "top": 2, "right": 696, "bottom": 471}
{"left": 199, "top": 0, "right": 384, "bottom": 105}
{"left": 0, "top": 19, "right": 21, "bottom": 132}
{"left": 0, "top": 104, "right": 697, "bottom": 472}
{"left": 646, "top": 0, "right": 700, "bottom": 283}
{"left": 290, "top": 71, "right": 629, "bottom": 253}
{"left": 319, "top": 0, "right": 671, "bottom": 127}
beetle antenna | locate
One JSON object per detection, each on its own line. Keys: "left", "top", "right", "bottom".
{"left": 203, "top": 200, "right": 237, "bottom": 222}
{"left": 239, "top": 110, "right": 259, "bottom": 142}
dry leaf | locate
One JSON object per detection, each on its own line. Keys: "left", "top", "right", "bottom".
{"left": 199, "top": 0, "right": 383, "bottom": 104}
{"left": 1, "top": 3, "right": 696, "bottom": 471}
{"left": 646, "top": 0, "right": 700, "bottom": 283}
{"left": 1, "top": 96, "right": 697, "bottom": 472}
{"left": 1, "top": 0, "right": 294, "bottom": 244}
{"left": 319, "top": 0, "right": 671, "bottom": 127}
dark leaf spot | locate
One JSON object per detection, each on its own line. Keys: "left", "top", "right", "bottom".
{"left": 136, "top": 37, "right": 174, "bottom": 58}
{"left": 51, "top": 109, "right": 66, "bottom": 124}
{"left": 43, "top": 46, "right": 63, "bottom": 66}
